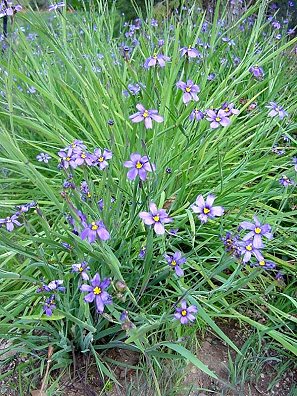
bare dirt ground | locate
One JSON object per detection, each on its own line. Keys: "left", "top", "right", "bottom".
{"left": 1, "top": 321, "right": 296, "bottom": 396}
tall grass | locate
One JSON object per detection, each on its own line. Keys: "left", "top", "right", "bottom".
{"left": 0, "top": 0, "right": 296, "bottom": 393}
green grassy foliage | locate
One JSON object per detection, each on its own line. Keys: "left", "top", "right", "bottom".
{"left": 0, "top": 0, "right": 296, "bottom": 393}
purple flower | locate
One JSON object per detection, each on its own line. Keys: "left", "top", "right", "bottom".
{"left": 207, "top": 73, "right": 216, "bottom": 81}
{"left": 191, "top": 194, "right": 224, "bottom": 223}
{"left": 279, "top": 175, "right": 294, "bottom": 187}
{"left": 164, "top": 251, "right": 186, "bottom": 277}
{"left": 271, "top": 21, "right": 281, "bottom": 29}
{"left": 80, "top": 180, "right": 91, "bottom": 197}
{"left": 176, "top": 80, "right": 200, "bottom": 104}
{"left": 266, "top": 102, "right": 288, "bottom": 120}
{"left": 139, "top": 246, "right": 146, "bottom": 259}
{"left": 206, "top": 109, "right": 231, "bottom": 128}
{"left": 43, "top": 295, "right": 56, "bottom": 316}
{"left": 144, "top": 54, "right": 170, "bottom": 68}
{"left": 180, "top": 46, "right": 201, "bottom": 58}
{"left": 0, "top": 214, "right": 21, "bottom": 231}
{"left": 67, "top": 140, "right": 86, "bottom": 153}
{"left": 239, "top": 216, "right": 273, "bottom": 248}
{"left": 16, "top": 201, "right": 36, "bottom": 213}
{"left": 256, "top": 259, "right": 276, "bottom": 270}
{"left": 93, "top": 148, "right": 112, "bottom": 169}
{"left": 238, "top": 239, "right": 264, "bottom": 263}
{"left": 36, "top": 152, "right": 51, "bottom": 163}
{"left": 124, "top": 153, "right": 155, "bottom": 181}
{"left": 80, "top": 273, "right": 112, "bottom": 313}
{"left": 123, "top": 83, "right": 142, "bottom": 97}
{"left": 220, "top": 103, "right": 239, "bottom": 116}
{"left": 139, "top": 202, "right": 173, "bottom": 235}
{"left": 221, "top": 232, "right": 241, "bottom": 258}
{"left": 81, "top": 221, "right": 110, "bottom": 243}
{"left": 72, "top": 261, "right": 90, "bottom": 280}
{"left": 61, "top": 242, "right": 72, "bottom": 250}
{"left": 73, "top": 151, "right": 94, "bottom": 167}
{"left": 58, "top": 149, "right": 76, "bottom": 169}
{"left": 222, "top": 37, "right": 235, "bottom": 46}
{"left": 275, "top": 271, "right": 284, "bottom": 281}
{"left": 37, "top": 279, "right": 65, "bottom": 293}
{"left": 174, "top": 300, "right": 198, "bottom": 324}
{"left": 249, "top": 65, "right": 264, "bottom": 79}
{"left": 189, "top": 108, "right": 204, "bottom": 121}
{"left": 129, "top": 104, "right": 164, "bottom": 129}
{"left": 49, "top": 2, "right": 65, "bottom": 11}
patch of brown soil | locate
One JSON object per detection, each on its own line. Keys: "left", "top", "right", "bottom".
{"left": 179, "top": 320, "right": 296, "bottom": 396}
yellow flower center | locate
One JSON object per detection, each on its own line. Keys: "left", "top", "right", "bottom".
{"left": 225, "top": 108, "right": 229, "bottom": 112}
{"left": 66, "top": 157, "right": 71, "bottom": 161}
{"left": 203, "top": 208, "right": 210, "bottom": 214}
{"left": 98, "top": 157, "right": 104, "bottom": 162}
{"left": 153, "top": 215, "right": 160, "bottom": 222}
{"left": 136, "top": 161, "right": 143, "bottom": 169}
{"left": 79, "top": 267, "right": 83, "bottom": 272}
{"left": 71, "top": 143, "right": 76, "bottom": 148}
{"left": 91, "top": 222, "right": 98, "bottom": 230}
{"left": 143, "top": 110, "right": 149, "bottom": 118}
{"left": 171, "top": 260, "right": 177, "bottom": 267}
{"left": 153, "top": 53, "right": 158, "bottom": 59}
{"left": 259, "top": 260, "right": 265, "bottom": 266}
{"left": 246, "top": 244, "right": 253, "bottom": 251}
{"left": 93, "top": 286, "right": 101, "bottom": 295}
{"left": 185, "top": 87, "right": 191, "bottom": 92}
{"left": 181, "top": 310, "right": 187, "bottom": 316}
{"left": 81, "top": 153, "right": 86, "bottom": 159}
{"left": 254, "top": 227, "right": 261, "bottom": 234}
{"left": 87, "top": 192, "right": 91, "bottom": 198}
{"left": 215, "top": 117, "right": 221, "bottom": 122}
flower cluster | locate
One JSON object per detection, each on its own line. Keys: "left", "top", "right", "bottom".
{"left": 223, "top": 216, "right": 276, "bottom": 270}
{"left": 58, "top": 141, "right": 112, "bottom": 170}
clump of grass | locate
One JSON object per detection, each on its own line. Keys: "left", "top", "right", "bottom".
{"left": 0, "top": 0, "right": 296, "bottom": 393}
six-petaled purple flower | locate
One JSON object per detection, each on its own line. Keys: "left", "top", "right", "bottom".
{"left": 36, "top": 152, "right": 52, "bottom": 163}
{"left": 129, "top": 104, "right": 164, "bottom": 129}
{"left": 239, "top": 216, "right": 273, "bottom": 248}
{"left": 72, "top": 261, "right": 90, "bottom": 280}
{"left": 0, "top": 214, "right": 21, "bottom": 232}
{"left": 191, "top": 194, "right": 224, "bottom": 223}
{"left": 93, "top": 148, "right": 112, "bottom": 169}
{"left": 174, "top": 300, "right": 198, "bottom": 324}
{"left": 180, "top": 46, "right": 201, "bottom": 58}
{"left": 176, "top": 80, "right": 200, "bottom": 104}
{"left": 144, "top": 53, "right": 170, "bottom": 68}
{"left": 80, "top": 273, "right": 112, "bottom": 313}
{"left": 266, "top": 102, "right": 288, "bottom": 120}
{"left": 206, "top": 109, "right": 231, "bottom": 128}
{"left": 81, "top": 221, "right": 110, "bottom": 243}
{"left": 139, "top": 202, "right": 173, "bottom": 235}
{"left": 43, "top": 295, "right": 56, "bottom": 316}
{"left": 124, "top": 153, "right": 155, "bottom": 181}
{"left": 249, "top": 65, "right": 264, "bottom": 79}
{"left": 164, "top": 251, "right": 186, "bottom": 277}
{"left": 189, "top": 108, "right": 204, "bottom": 121}
{"left": 238, "top": 239, "right": 264, "bottom": 263}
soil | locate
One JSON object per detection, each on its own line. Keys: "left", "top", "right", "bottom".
{"left": 179, "top": 321, "right": 296, "bottom": 396}
{"left": 1, "top": 322, "right": 296, "bottom": 396}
